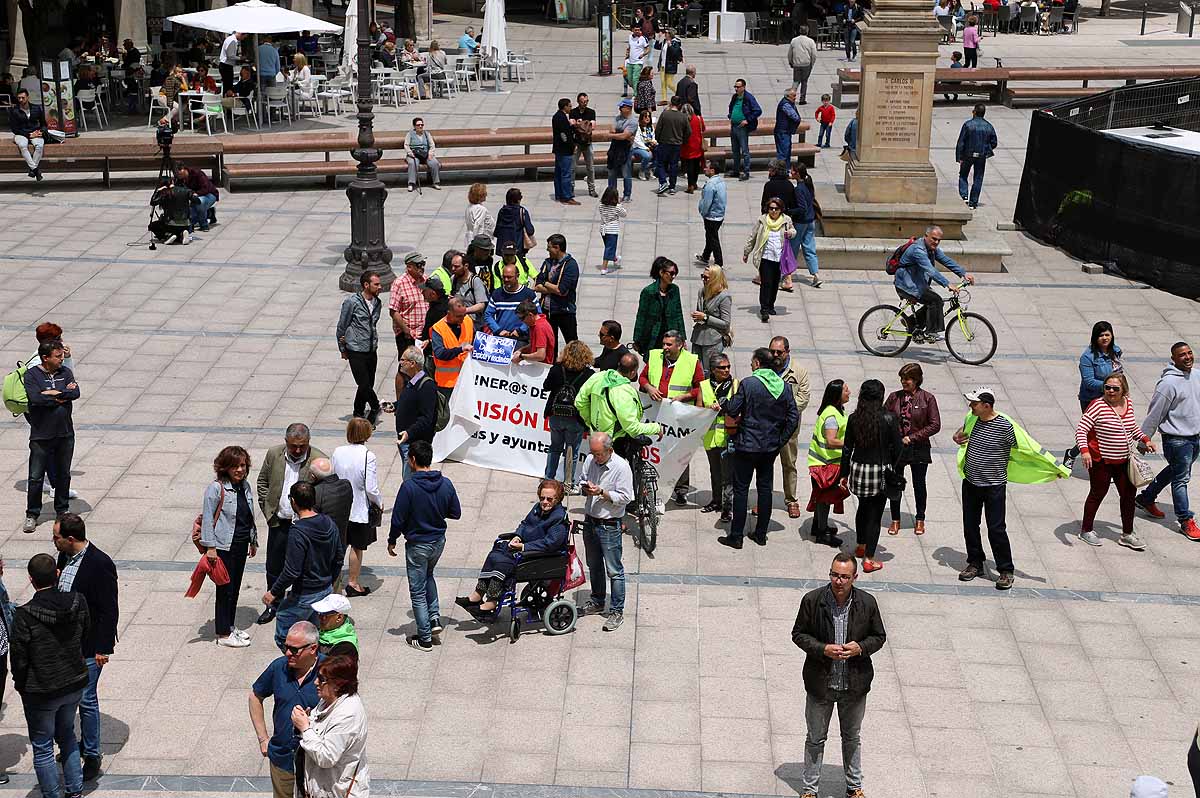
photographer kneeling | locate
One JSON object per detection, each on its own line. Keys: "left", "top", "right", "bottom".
{"left": 149, "top": 176, "right": 197, "bottom": 245}
{"left": 404, "top": 117, "right": 441, "bottom": 192}
{"left": 175, "top": 164, "right": 219, "bottom": 232}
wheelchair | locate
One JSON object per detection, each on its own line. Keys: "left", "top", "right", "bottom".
{"left": 475, "top": 520, "right": 582, "bottom": 643}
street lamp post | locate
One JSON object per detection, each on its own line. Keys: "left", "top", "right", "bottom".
{"left": 340, "top": 0, "right": 396, "bottom": 292}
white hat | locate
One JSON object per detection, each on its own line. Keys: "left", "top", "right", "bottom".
{"left": 310, "top": 594, "right": 352, "bottom": 615}
{"left": 963, "top": 386, "right": 996, "bottom": 404}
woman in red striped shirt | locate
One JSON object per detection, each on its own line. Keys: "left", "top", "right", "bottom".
{"left": 1075, "top": 373, "right": 1156, "bottom": 549}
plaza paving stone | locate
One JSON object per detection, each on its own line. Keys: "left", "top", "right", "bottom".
{"left": 0, "top": 4, "right": 1198, "bottom": 797}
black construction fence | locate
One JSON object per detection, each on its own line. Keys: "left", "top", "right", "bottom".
{"left": 1014, "top": 77, "right": 1200, "bottom": 300}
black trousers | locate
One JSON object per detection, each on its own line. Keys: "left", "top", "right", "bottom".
{"left": 395, "top": 332, "right": 415, "bottom": 359}
{"left": 683, "top": 157, "right": 701, "bottom": 187}
{"left": 900, "top": 287, "right": 946, "bottom": 334}
{"left": 730, "top": 451, "right": 778, "bottom": 540}
{"left": 1188, "top": 729, "right": 1200, "bottom": 798}
{"left": 218, "top": 63, "right": 235, "bottom": 93}
{"left": 264, "top": 519, "right": 291, "bottom": 603}
{"left": 962, "top": 480, "right": 1013, "bottom": 573}
{"left": 548, "top": 312, "right": 578, "bottom": 351}
{"left": 855, "top": 493, "right": 887, "bottom": 558}
{"left": 889, "top": 462, "right": 929, "bottom": 521}
{"left": 759, "top": 258, "right": 781, "bottom": 314}
{"left": 702, "top": 218, "right": 724, "bottom": 266}
{"left": 346, "top": 349, "right": 380, "bottom": 417}
{"left": 214, "top": 540, "right": 249, "bottom": 636}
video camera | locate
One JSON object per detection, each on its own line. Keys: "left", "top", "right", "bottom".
{"left": 155, "top": 123, "right": 174, "bottom": 151}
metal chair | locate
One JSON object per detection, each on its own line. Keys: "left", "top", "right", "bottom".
{"left": 684, "top": 7, "right": 703, "bottom": 36}
{"left": 818, "top": 15, "right": 839, "bottom": 48}
{"left": 1045, "top": 6, "right": 1064, "bottom": 32}
{"left": 743, "top": 11, "right": 763, "bottom": 41}
{"left": 190, "top": 92, "right": 228, "bottom": 135}
{"left": 938, "top": 14, "right": 955, "bottom": 42}
{"left": 75, "top": 89, "right": 106, "bottom": 130}
{"left": 1019, "top": 4, "right": 1037, "bottom": 32}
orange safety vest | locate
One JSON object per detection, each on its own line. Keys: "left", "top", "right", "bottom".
{"left": 431, "top": 316, "right": 474, "bottom": 389}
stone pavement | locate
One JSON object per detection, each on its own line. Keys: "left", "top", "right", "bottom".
{"left": 0, "top": 5, "right": 1198, "bottom": 798}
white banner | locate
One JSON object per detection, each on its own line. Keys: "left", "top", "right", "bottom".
{"left": 433, "top": 358, "right": 715, "bottom": 489}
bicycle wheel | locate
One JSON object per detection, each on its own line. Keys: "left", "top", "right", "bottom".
{"left": 946, "top": 311, "right": 998, "bottom": 366}
{"left": 858, "top": 305, "right": 912, "bottom": 358}
{"left": 640, "top": 477, "right": 659, "bottom": 556}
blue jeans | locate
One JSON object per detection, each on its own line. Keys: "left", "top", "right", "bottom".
{"left": 554, "top": 153, "right": 575, "bottom": 200}
{"left": 406, "top": 537, "right": 445, "bottom": 642}
{"left": 631, "top": 146, "right": 653, "bottom": 179}
{"left": 23, "top": 689, "right": 83, "bottom": 798}
{"left": 607, "top": 155, "right": 632, "bottom": 199}
{"left": 1139, "top": 434, "right": 1198, "bottom": 523}
{"left": 398, "top": 441, "right": 412, "bottom": 481}
{"left": 774, "top": 131, "right": 792, "bottom": 165}
{"left": 28, "top": 435, "right": 74, "bottom": 519}
{"left": 818, "top": 122, "right": 832, "bottom": 147}
{"left": 583, "top": 517, "right": 625, "bottom": 612}
{"left": 274, "top": 585, "right": 331, "bottom": 651}
{"left": 190, "top": 193, "right": 217, "bottom": 231}
{"left": 601, "top": 233, "right": 619, "bottom": 262}
{"left": 791, "top": 221, "right": 819, "bottom": 275}
{"left": 545, "top": 416, "right": 586, "bottom": 484}
{"left": 655, "top": 142, "right": 680, "bottom": 188}
{"left": 730, "top": 125, "right": 751, "bottom": 174}
{"left": 959, "top": 156, "right": 986, "bottom": 206}
{"left": 844, "top": 27, "right": 859, "bottom": 59}
{"left": 78, "top": 657, "right": 102, "bottom": 758}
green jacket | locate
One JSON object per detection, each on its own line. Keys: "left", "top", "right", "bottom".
{"left": 575, "top": 369, "right": 662, "bottom": 441}
{"left": 632, "top": 282, "right": 686, "bottom": 355}
{"left": 318, "top": 618, "right": 359, "bottom": 653}
{"left": 956, "top": 411, "right": 1070, "bottom": 485}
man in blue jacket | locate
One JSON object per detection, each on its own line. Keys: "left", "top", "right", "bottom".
{"left": 388, "top": 440, "right": 461, "bottom": 652}
{"left": 727, "top": 78, "right": 762, "bottom": 181}
{"left": 893, "top": 226, "right": 974, "bottom": 343}
{"left": 956, "top": 104, "right": 998, "bottom": 210}
{"left": 774, "top": 88, "right": 802, "bottom": 166}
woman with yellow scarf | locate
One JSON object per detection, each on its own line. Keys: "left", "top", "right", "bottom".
{"left": 743, "top": 198, "right": 796, "bottom": 323}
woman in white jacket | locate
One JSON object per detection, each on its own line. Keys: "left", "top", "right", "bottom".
{"left": 291, "top": 654, "right": 369, "bottom": 798}
{"left": 332, "top": 418, "right": 381, "bottom": 598}
{"left": 464, "top": 183, "right": 495, "bottom": 249}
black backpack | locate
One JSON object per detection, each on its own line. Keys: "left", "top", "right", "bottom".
{"left": 885, "top": 237, "right": 918, "bottom": 276}
{"left": 551, "top": 370, "right": 588, "bottom": 418}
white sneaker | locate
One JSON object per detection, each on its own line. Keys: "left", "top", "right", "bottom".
{"left": 233, "top": 629, "right": 251, "bottom": 642}
{"left": 1078, "top": 530, "right": 1103, "bottom": 547}
{"left": 216, "top": 634, "right": 250, "bottom": 648}
{"left": 1118, "top": 533, "right": 1146, "bottom": 551}
{"left": 43, "top": 486, "right": 79, "bottom": 499}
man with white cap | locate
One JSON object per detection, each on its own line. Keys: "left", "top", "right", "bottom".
{"left": 310, "top": 594, "right": 359, "bottom": 657}
{"left": 952, "top": 387, "right": 1017, "bottom": 590}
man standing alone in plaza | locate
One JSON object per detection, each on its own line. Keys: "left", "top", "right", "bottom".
{"left": 1137, "top": 341, "right": 1200, "bottom": 539}
{"left": 11, "top": 553, "right": 90, "bottom": 798}
{"left": 553, "top": 98, "right": 581, "bottom": 205}
{"left": 569, "top": 92, "right": 599, "bottom": 198}
{"left": 257, "top": 424, "right": 326, "bottom": 625}
{"left": 727, "top": 78, "right": 762, "bottom": 181}
{"left": 336, "top": 270, "right": 384, "bottom": 427}
{"left": 579, "top": 432, "right": 634, "bottom": 632}
{"left": 955, "top": 104, "right": 997, "bottom": 210}
{"left": 791, "top": 553, "right": 887, "bottom": 798}
{"left": 953, "top": 388, "right": 1018, "bottom": 589}
{"left": 22, "top": 339, "right": 80, "bottom": 533}
{"left": 249, "top": 620, "right": 322, "bottom": 798}
{"left": 52, "top": 514, "right": 117, "bottom": 783}
{"left": 788, "top": 28, "right": 818, "bottom": 104}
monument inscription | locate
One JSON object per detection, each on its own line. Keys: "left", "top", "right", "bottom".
{"left": 875, "top": 72, "right": 922, "bottom": 148}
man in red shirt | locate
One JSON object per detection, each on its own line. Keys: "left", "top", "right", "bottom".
{"left": 513, "top": 299, "right": 556, "bottom": 365}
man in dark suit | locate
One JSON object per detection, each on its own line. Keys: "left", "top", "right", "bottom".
{"left": 53, "top": 513, "right": 118, "bottom": 783}
{"left": 256, "top": 423, "right": 326, "bottom": 624}
{"left": 8, "top": 87, "right": 47, "bottom": 181}
{"left": 676, "top": 64, "right": 701, "bottom": 117}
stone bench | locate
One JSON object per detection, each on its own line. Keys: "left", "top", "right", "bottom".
{"left": 815, "top": 235, "right": 1012, "bottom": 273}
{"left": 0, "top": 139, "right": 223, "bottom": 188}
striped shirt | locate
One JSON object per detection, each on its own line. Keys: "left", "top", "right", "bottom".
{"left": 964, "top": 414, "right": 1016, "bottom": 487}
{"left": 58, "top": 544, "right": 88, "bottom": 591}
{"left": 1075, "top": 397, "right": 1145, "bottom": 462}
{"left": 599, "top": 203, "right": 627, "bottom": 235}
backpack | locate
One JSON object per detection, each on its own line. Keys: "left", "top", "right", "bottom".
{"left": 551, "top": 370, "right": 587, "bottom": 418}
{"left": 885, "top": 236, "right": 918, "bottom": 276}
{"left": 3, "top": 359, "right": 29, "bottom": 416}
{"left": 414, "top": 373, "right": 451, "bottom": 433}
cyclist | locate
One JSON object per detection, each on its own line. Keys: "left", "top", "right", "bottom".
{"left": 575, "top": 351, "right": 662, "bottom": 464}
{"left": 893, "top": 225, "right": 975, "bottom": 343}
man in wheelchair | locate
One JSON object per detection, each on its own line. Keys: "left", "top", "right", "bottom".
{"left": 456, "top": 479, "right": 570, "bottom": 618}
{"left": 892, "top": 225, "right": 974, "bottom": 343}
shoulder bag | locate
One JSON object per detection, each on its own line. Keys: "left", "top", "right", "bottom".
{"left": 191, "top": 480, "right": 225, "bottom": 554}
{"left": 521, "top": 207, "right": 537, "bottom": 251}
{"left": 362, "top": 449, "right": 382, "bottom": 528}
{"left": 1127, "top": 439, "right": 1155, "bottom": 488}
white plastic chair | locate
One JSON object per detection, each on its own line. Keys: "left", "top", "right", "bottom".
{"left": 147, "top": 85, "right": 171, "bottom": 126}
{"left": 264, "top": 85, "right": 292, "bottom": 126}
{"left": 75, "top": 89, "right": 106, "bottom": 130}
{"left": 382, "top": 68, "right": 417, "bottom": 106}
{"left": 230, "top": 90, "right": 259, "bottom": 130}
{"left": 190, "top": 92, "right": 228, "bottom": 135}
{"left": 427, "top": 57, "right": 458, "bottom": 98}
{"left": 455, "top": 55, "right": 478, "bottom": 92}
{"left": 296, "top": 77, "right": 322, "bottom": 117}
{"left": 317, "top": 74, "right": 355, "bottom": 115}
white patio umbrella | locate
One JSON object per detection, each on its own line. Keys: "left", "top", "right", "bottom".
{"left": 168, "top": 0, "right": 342, "bottom": 120}
{"left": 479, "top": 0, "right": 508, "bottom": 93}
{"left": 341, "top": 0, "right": 357, "bottom": 76}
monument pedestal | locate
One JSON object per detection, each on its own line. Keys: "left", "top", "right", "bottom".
{"left": 819, "top": 185, "right": 971, "bottom": 239}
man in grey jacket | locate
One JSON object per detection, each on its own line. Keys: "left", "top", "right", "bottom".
{"left": 787, "top": 30, "right": 818, "bottom": 104}
{"left": 1137, "top": 342, "right": 1200, "bottom": 539}
{"left": 336, "top": 270, "right": 383, "bottom": 427}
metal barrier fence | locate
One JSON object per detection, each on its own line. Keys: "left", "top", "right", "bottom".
{"left": 1041, "top": 76, "right": 1200, "bottom": 132}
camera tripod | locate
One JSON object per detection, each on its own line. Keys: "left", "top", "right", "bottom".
{"left": 146, "top": 143, "right": 177, "bottom": 250}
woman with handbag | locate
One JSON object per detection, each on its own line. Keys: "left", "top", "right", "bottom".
{"left": 332, "top": 419, "right": 382, "bottom": 598}
{"left": 1064, "top": 320, "right": 1122, "bottom": 470}
{"left": 690, "top": 264, "right": 732, "bottom": 376}
{"left": 884, "top": 363, "right": 941, "bottom": 536}
{"left": 291, "top": 654, "right": 369, "bottom": 798}
{"left": 743, "top": 197, "right": 796, "bottom": 323}
{"left": 807, "top": 380, "right": 851, "bottom": 548}
{"left": 839, "top": 380, "right": 903, "bottom": 573}
{"left": 1074, "top": 373, "right": 1155, "bottom": 550}
{"left": 492, "top": 187, "right": 536, "bottom": 258}
{"left": 680, "top": 102, "right": 705, "bottom": 193}
{"left": 199, "top": 445, "right": 258, "bottom": 648}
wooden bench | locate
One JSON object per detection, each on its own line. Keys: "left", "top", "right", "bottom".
{"left": 220, "top": 121, "right": 815, "bottom": 190}
{"left": 834, "top": 67, "right": 1010, "bottom": 107}
{"left": 1003, "top": 86, "right": 1105, "bottom": 106}
{"left": 0, "top": 138, "right": 223, "bottom": 188}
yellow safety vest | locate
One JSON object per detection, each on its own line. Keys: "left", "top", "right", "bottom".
{"left": 699, "top": 377, "right": 738, "bottom": 449}
{"left": 648, "top": 349, "right": 699, "bottom": 399}
{"left": 490, "top": 256, "right": 536, "bottom": 288}
{"left": 428, "top": 266, "right": 452, "bottom": 295}
{"left": 807, "top": 404, "right": 846, "bottom": 467}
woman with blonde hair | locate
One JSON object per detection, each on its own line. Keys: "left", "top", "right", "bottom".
{"left": 290, "top": 52, "right": 313, "bottom": 98}
{"left": 464, "top": 183, "right": 494, "bottom": 249}
{"left": 331, "top": 418, "right": 382, "bottom": 597}
{"left": 542, "top": 340, "right": 596, "bottom": 488}
{"left": 690, "top": 264, "right": 732, "bottom": 375}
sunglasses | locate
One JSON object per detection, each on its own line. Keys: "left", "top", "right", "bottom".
{"left": 713, "top": 364, "right": 730, "bottom": 370}
{"left": 1103, "top": 385, "right": 1122, "bottom": 392}
{"left": 284, "top": 643, "right": 313, "bottom": 655}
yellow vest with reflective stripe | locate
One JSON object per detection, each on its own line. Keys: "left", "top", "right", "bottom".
{"left": 648, "top": 349, "right": 698, "bottom": 399}
{"left": 490, "top": 256, "right": 536, "bottom": 288}
{"left": 699, "top": 377, "right": 738, "bottom": 449}
{"left": 807, "top": 405, "right": 847, "bottom": 467}
{"left": 428, "top": 266, "right": 452, "bottom": 295}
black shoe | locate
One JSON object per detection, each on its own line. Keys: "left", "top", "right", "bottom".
{"left": 717, "top": 535, "right": 743, "bottom": 549}
{"left": 748, "top": 533, "right": 767, "bottom": 546}
{"left": 82, "top": 754, "right": 102, "bottom": 781}
{"left": 760, "top": 312, "right": 769, "bottom": 323}
{"left": 367, "top": 407, "right": 381, "bottom": 428}
{"left": 256, "top": 605, "right": 277, "bottom": 625}
{"left": 719, "top": 510, "right": 732, "bottom": 523}
{"left": 672, "top": 491, "right": 688, "bottom": 506}
{"left": 345, "top": 584, "right": 372, "bottom": 597}
{"left": 701, "top": 501, "right": 721, "bottom": 513}
{"left": 34, "top": 168, "right": 43, "bottom": 182}
{"left": 0, "top": 772, "right": 8, "bottom": 784}
{"left": 407, "top": 635, "right": 433, "bottom": 652}
{"left": 814, "top": 531, "right": 843, "bottom": 548}
{"left": 455, "top": 596, "right": 481, "bottom": 608}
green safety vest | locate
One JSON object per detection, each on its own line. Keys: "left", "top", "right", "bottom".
{"left": 428, "top": 266, "right": 452, "bottom": 295}
{"left": 699, "top": 377, "right": 738, "bottom": 449}
{"left": 956, "top": 411, "right": 1070, "bottom": 484}
{"left": 490, "top": 256, "right": 536, "bottom": 288}
{"left": 648, "top": 349, "right": 699, "bottom": 399}
{"left": 807, "top": 404, "right": 846, "bottom": 467}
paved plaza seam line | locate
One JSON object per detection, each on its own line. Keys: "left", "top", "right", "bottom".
{"left": 110, "top": 559, "right": 1199, "bottom": 606}
{"left": 0, "top": 773, "right": 781, "bottom": 798}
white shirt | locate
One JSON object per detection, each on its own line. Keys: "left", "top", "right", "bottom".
{"left": 763, "top": 229, "right": 784, "bottom": 261}
{"left": 628, "top": 34, "right": 648, "bottom": 64}
{"left": 581, "top": 453, "right": 634, "bottom": 520}
{"left": 220, "top": 34, "right": 240, "bottom": 65}
{"left": 275, "top": 455, "right": 304, "bottom": 521}
{"left": 332, "top": 443, "right": 381, "bottom": 523}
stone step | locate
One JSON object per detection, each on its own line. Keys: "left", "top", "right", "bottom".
{"left": 813, "top": 236, "right": 1012, "bottom": 273}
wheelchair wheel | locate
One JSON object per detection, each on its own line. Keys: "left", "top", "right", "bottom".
{"left": 543, "top": 598, "right": 578, "bottom": 635}
{"left": 508, "top": 616, "right": 521, "bottom": 642}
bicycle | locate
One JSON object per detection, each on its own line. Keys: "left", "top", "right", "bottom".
{"left": 626, "top": 435, "right": 659, "bottom": 556}
{"left": 857, "top": 283, "right": 998, "bottom": 366}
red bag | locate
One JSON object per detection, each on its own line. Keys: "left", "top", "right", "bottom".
{"left": 563, "top": 542, "right": 586, "bottom": 591}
